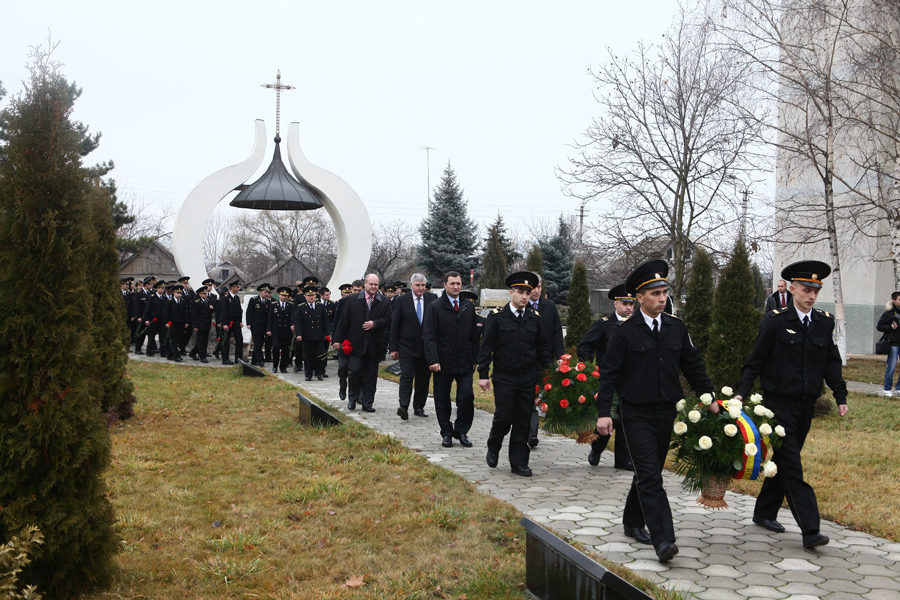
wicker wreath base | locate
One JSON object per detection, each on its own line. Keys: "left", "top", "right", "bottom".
{"left": 697, "top": 477, "right": 729, "bottom": 510}
{"left": 575, "top": 429, "right": 599, "bottom": 444}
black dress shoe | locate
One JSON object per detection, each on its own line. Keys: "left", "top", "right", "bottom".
{"left": 511, "top": 465, "right": 533, "bottom": 477}
{"left": 413, "top": 409, "right": 428, "bottom": 417}
{"left": 362, "top": 406, "right": 375, "bottom": 413}
{"left": 135, "top": 350, "right": 144, "bottom": 355}
{"left": 656, "top": 542, "right": 679, "bottom": 562}
{"left": 174, "top": 356, "right": 183, "bottom": 362}
{"left": 200, "top": 358, "right": 208, "bottom": 363}
{"left": 222, "top": 360, "right": 234, "bottom": 365}
{"left": 293, "top": 365, "right": 301, "bottom": 373}
{"left": 397, "top": 407, "right": 409, "bottom": 420}
{"left": 339, "top": 390, "right": 347, "bottom": 400}
{"left": 753, "top": 516, "right": 785, "bottom": 533}
{"left": 322, "top": 373, "right": 329, "bottom": 378}
{"left": 305, "top": 376, "right": 312, "bottom": 381}
{"left": 213, "top": 352, "right": 220, "bottom": 359}
{"left": 624, "top": 526, "right": 652, "bottom": 545}
{"left": 803, "top": 533, "right": 829, "bottom": 548}
{"left": 280, "top": 368, "right": 287, "bottom": 373}
{"left": 442, "top": 435, "right": 453, "bottom": 448}
{"left": 146, "top": 353, "right": 155, "bottom": 357}
{"left": 614, "top": 461, "right": 634, "bottom": 472}
{"left": 455, "top": 433, "right": 473, "bottom": 447}
{"left": 486, "top": 450, "right": 499, "bottom": 468}
{"left": 528, "top": 437, "right": 539, "bottom": 448}
{"left": 191, "top": 355, "right": 199, "bottom": 361}
{"left": 317, "top": 374, "right": 324, "bottom": 381}
{"left": 272, "top": 366, "right": 278, "bottom": 373}
{"left": 588, "top": 449, "right": 602, "bottom": 466}
{"left": 347, "top": 400, "right": 356, "bottom": 410}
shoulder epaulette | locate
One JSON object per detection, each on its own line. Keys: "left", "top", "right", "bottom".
{"left": 491, "top": 308, "right": 500, "bottom": 314}
{"left": 768, "top": 307, "right": 787, "bottom": 317}
{"left": 532, "top": 309, "right": 540, "bottom": 317}
{"left": 815, "top": 308, "right": 833, "bottom": 319}
{"left": 664, "top": 312, "right": 683, "bottom": 321}
{"left": 601, "top": 316, "right": 608, "bottom": 322}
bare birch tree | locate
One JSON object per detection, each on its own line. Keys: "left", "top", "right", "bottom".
{"left": 713, "top": 0, "right": 853, "bottom": 360}
{"left": 366, "top": 220, "right": 420, "bottom": 282}
{"left": 559, "top": 5, "right": 764, "bottom": 306}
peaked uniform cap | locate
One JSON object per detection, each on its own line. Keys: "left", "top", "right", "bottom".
{"left": 608, "top": 283, "right": 635, "bottom": 302}
{"left": 782, "top": 260, "right": 831, "bottom": 289}
{"left": 626, "top": 260, "right": 669, "bottom": 295}
{"left": 505, "top": 271, "right": 540, "bottom": 291}
{"left": 459, "top": 290, "right": 478, "bottom": 303}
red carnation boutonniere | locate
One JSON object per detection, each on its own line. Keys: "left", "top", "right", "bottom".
{"left": 167, "top": 321, "right": 172, "bottom": 327}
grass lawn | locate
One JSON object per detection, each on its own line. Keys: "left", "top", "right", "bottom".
{"left": 379, "top": 368, "right": 900, "bottom": 542}
{"left": 90, "top": 361, "right": 679, "bottom": 600}
{"left": 843, "top": 357, "right": 896, "bottom": 386}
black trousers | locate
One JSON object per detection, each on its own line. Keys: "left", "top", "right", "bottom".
{"left": 133, "top": 320, "right": 147, "bottom": 352}
{"left": 398, "top": 353, "right": 431, "bottom": 411}
{"left": 348, "top": 354, "right": 379, "bottom": 408}
{"left": 337, "top": 350, "right": 350, "bottom": 396}
{"left": 191, "top": 329, "right": 210, "bottom": 358}
{"left": 619, "top": 402, "right": 677, "bottom": 548}
{"left": 264, "top": 335, "right": 273, "bottom": 361}
{"left": 591, "top": 418, "right": 628, "bottom": 463}
{"left": 250, "top": 329, "right": 266, "bottom": 364}
{"left": 434, "top": 371, "right": 474, "bottom": 438}
{"left": 180, "top": 325, "right": 192, "bottom": 352}
{"left": 487, "top": 372, "right": 537, "bottom": 469}
{"left": 223, "top": 326, "right": 243, "bottom": 361}
{"left": 292, "top": 339, "right": 304, "bottom": 368}
{"left": 146, "top": 320, "right": 162, "bottom": 354}
{"left": 754, "top": 398, "right": 820, "bottom": 536}
{"left": 272, "top": 333, "right": 293, "bottom": 370}
{"left": 128, "top": 319, "right": 137, "bottom": 344}
{"left": 166, "top": 324, "right": 185, "bottom": 357}
{"left": 302, "top": 339, "right": 325, "bottom": 376}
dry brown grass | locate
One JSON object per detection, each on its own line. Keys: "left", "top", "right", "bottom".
{"left": 843, "top": 358, "right": 897, "bottom": 385}
{"left": 727, "top": 391, "right": 900, "bottom": 541}
{"left": 93, "top": 361, "right": 681, "bottom": 600}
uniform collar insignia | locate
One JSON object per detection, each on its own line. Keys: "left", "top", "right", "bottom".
{"left": 786, "top": 329, "right": 796, "bottom": 334}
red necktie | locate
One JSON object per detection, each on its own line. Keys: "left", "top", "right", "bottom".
{"left": 781, "top": 294, "right": 785, "bottom": 308}
{"left": 453, "top": 299, "right": 458, "bottom": 312}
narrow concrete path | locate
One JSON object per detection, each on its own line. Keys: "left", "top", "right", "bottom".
{"left": 130, "top": 353, "right": 900, "bottom": 599}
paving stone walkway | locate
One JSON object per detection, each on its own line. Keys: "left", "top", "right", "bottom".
{"left": 131, "top": 353, "right": 900, "bottom": 599}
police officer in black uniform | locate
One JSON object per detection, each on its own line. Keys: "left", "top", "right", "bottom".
{"left": 576, "top": 283, "right": 635, "bottom": 470}
{"left": 477, "top": 272, "right": 551, "bottom": 477}
{"left": 143, "top": 281, "right": 168, "bottom": 357}
{"left": 294, "top": 285, "right": 330, "bottom": 381}
{"left": 246, "top": 283, "right": 273, "bottom": 366}
{"left": 132, "top": 276, "right": 153, "bottom": 354}
{"left": 734, "top": 260, "right": 848, "bottom": 549}
{"left": 163, "top": 285, "right": 190, "bottom": 361}
{"left": 319, "top": 286, "right": 336, "bottom": 375}
{"left": 177, "top": 276, "right": 195, "bottom": 354}
{"left": 190, "top": 286, "right": 214, "bottom": 363}
{"left": 596, "top": 260, "right": 714, "bottom": 563}
{"left": 268, "top": 287, "right": 295, "bottom": 373}
{"left": 219, "top": 281, "right": 244, "bottom": 365}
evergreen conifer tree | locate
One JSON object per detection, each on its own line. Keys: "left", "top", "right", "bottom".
{"left": 526, "top": 244, "right": 544, "bottom": 278}
{"left": 417, "top": 163, "right": 478, "bottom": 279}
{"left": 484, "top": 212, "right": 520, "bottom": 269}
{"left": 480, "top": 223, "right": 508, "bottom": 289}
{"left": 681, "top": 246, "right": 716, "bottom": 356}
{"left": 538, "top": 216, "right": 575, "bottom": 302}
{"left": 705, "top": 238, "right": 762, "bottom": 390}
{"left": 564, "top": 258, "right": 592, "bottom": 348}
{"left": 0, "top": 50, "right": 118, "bottom": 597}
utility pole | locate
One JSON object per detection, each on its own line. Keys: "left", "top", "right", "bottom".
{"left": 578, "top": 203, "right": 588, "bottom": 250}
{"left": 740, "top": 188, "right": 750, "bottom": 239}
{"left": 419, "top": 146, "right": 435, "bottom": 217}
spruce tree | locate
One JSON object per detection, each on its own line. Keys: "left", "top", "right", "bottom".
{"left": 526, "top": 244, "right": 544, "bottom": 278}
{"left": 417, "top": 163, "right": 478, "bottom": 279}
{"left": 480, "top": 224, "right": 508, "bottom": 289}
{"left": 681, "top": 246, "right": 715, "bottom": 356}
{"left": 485, "top": 212, "right": 520, "bottom": 269}
{"left": 538, "top": 216, "right": 575, "bottom": 302}
{"left": 705, "top": 238, "right": 762, "bottom": 390}
{"left": 564, "top": 258, "right": 592, "bottom": 349}
{"left": 0, "top": 49, "right": 118, "bottom": 596}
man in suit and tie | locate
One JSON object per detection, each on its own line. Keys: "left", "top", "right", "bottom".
{"left": 765, "top": 279, "right": 793, "bottom": 312}
{"left": 390, "top": 273, "right": 437, "bottom": 420}
{"left": 332, "top": 281, "right": 363, "bottom": 400}
{"left": 332, "top": 273, "right": 392, "bottom": 412}
{"left": 527, "top": 276, "right": 566, "bottom": 447}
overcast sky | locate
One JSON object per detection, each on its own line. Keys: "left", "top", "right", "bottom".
{"left": 2, "top": 1, "right": 678, "bottom": 236}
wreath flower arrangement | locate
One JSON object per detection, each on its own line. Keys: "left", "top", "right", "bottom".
{"left": 670, "top": 387, "right": 784, "bottom": 508}
{"left": 536, "top": 354, "right": 601, "bottom": 442}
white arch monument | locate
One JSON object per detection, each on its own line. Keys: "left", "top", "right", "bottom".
{"left": 172, "top": 120, "right": 372, "bottom": 291}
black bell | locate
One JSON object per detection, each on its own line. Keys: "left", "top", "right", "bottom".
{"left": 229, "top": 136, "right": 324, "bottom": 210}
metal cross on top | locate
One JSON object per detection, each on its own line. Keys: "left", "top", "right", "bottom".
{"left": 261, "top": 70, "right": 295, "bottom": 137}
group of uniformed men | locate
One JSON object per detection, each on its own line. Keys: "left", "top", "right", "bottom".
{"left": 121, "top": 256, "right": 848, "bottom": 564}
